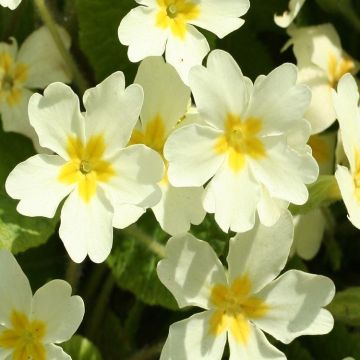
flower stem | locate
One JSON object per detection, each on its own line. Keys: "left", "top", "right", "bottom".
{"left": 123, "top": 225, "right": 166, "bottom": 258}
{"left": 65, "top": 258, "right": 82, "bottom": 293}
{"left": 32, "top": 0, "right": 89, "bottom": 93}
{"left": 128, "top": 342, "right": 164, "bottom": 360}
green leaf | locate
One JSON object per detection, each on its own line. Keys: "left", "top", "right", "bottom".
{"left": 75, "top": 0, "right": 137, "bottom": 82}
{"left": 290, "top": 175, "right": 341, "bottom": 215}
{"left": 328, "top": 287, "right": 360, "bottom": 326}
{"left": 62, "top": 335, "right": 103, "bottom": 360}
{"left": 0, "top": 128, "right": 58, "bottom": 254}
{"left": 107, "top": 214, "right": 177, "bottom": 310}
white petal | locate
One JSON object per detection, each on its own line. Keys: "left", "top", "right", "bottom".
{"left": 165, "top": 25, "right": 209, "bottom": 84}
{"left": 0, "top": 0, "right": 21, "bottom": 10}
{"left": 0, "top": 250, "right": 32, "bottom": 327}
{"left": 333, "top": 73, "right": 360, "bottom": 169}
{"left": 31, "top": 280, "right": 84, "bottom": 343}
{"left": 165, "top": 124, "right": 224, "bottom": 187}
{"left": 293, "top": 209, "right": 325, "bottom": 260}
{"left": 274, "top": 0, "right": 306, "bottom": 28}
{"left": 204, "top": 163, "right": 260, "bottom": 233}
{"left": 246, "top": 63, "right": 311, "bottom": 135}
{"left": 104, "top": 144, "right": 163, "bottom": 208}
{"left": 189, "top": 49, "right": 250, "bottom": 130}
{"left": 228, "top": 323, "right": 286, "bottom": 360}
{"left": 257, "top": 186, "right": 289, "bottom": 227}
{"left": 227, "top": 211, "right": 293, "bottom": 293}
{"left": 157, "top": 233, "right": 227, "bottom": 309}
{"left": 29, "top": 83, "right": 84, "bottom": 159}
{"left": 5, "top": 154, "right": 72, "bottom": 218}
{"left": 135, "top": 56, "right": 190, "bottom": 132}
{"left": 17, "top": 26, "right": 71, "bottom": 88}
{"left": 112, "top": 204, "right": 145, "bottom": 229}
{"left": 83, "top": 71, "right": 143, "bottom": 152}
{"left": 254, "top": 270, "right": 335, "bottom": 344}
{"left": 0, "top": 88, "right": 35, "bottom": 139}
{"left": 45, "top": 344, "right": 71, "bottom": 360}
{"left": 335, "top": 165, "right": 360, "bottom": 229}
{"left": 152, "top": 182, "right": 206, "bottom": 236}
{"left": 118, "top": 6, "right": 167, "bottom": 62}
{"left": 190, "top": 0, "right": 249, "bottom": 38}
{"left": 162, "top": 311, "right": 226, "bottom": 360}
{"left": 250, "top": 136, "right": 318, "bottom": 205}
{"left": 59, "top": 189, "right": 114, "bottom": 263}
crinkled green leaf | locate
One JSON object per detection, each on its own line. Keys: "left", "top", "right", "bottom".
{"left": 62, "top": 335, "right": 103, "bottom": 360}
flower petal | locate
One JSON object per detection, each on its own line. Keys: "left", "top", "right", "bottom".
{"left": 59, "top": 188, "right": 114, "bottom": 263}
{"left": 274, "top": 0, "right": 306, "bottom": 28}
{"left": 0, "top": 250, "right": 32, "bottom": 327}
{"left": 5, "top": 154, "right": 73, "bottom": 218}
{"left": 31, "top": 280, "right": 84, "bottom": 344}
{"left": 29, "top": 83, "right": 84, "bottom": 159}
{"left": 227, "top": 211, "right": 293, "bottom": 293}
{"left": 152, "top": 182, "right": 206, "bottom": 236}
{"left": 190, "top": 0, "right": 249, "bottom": 38}
{"left": 254, "top": 270, "right": 335, "bottom": 344}
{"left": 17, "top": 26, "right": 71, "bottom": 88}
{"left": 112, "top": 204, "right": 145, "bottom": 229}
{"left": 160, "top": 311, "right": 226, "bottom": 360}
{"left": 165, "top": 25, "right": 210, "bottom": 84}
{"left": 103, "top": 144, "right": 163, "bottom": 208}
{"left": 45, "top": 344, "right": 71, "bottom": 360}
{"left": 165, "top": 124, "right": 225, "bottom": 187}
{"left": 228, "top": 323, "right": 286, "bottom": 360}
{"left": 189, "top": 49, "right": 250, "bottom": 130}
{"left": 135, "top": 56, "right": 190, "bottom": 132}
{"left": 157, "top": 233, "right": 227, "bottom": 309}
{"left": 0, "top": 0, "right": 21, "bottom": 9}
{"left": 118, "top": 6, "right": 167, "bottom": 62}
{"left": 83, "top": 71, "right": 143, "bottom": 153}
{"left": 204, "top": 163, "right": 260, "bottom": 233}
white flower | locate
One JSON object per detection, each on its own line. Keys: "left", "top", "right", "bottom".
{"left": 0, "top": 250, "right": 84, "bottom": 359}
{"left": 157, "top": 212, "right": 335, "bottom": 360}
{"left": 125, "top": 56, "right": 206, "bottom": 235}
{"left": 287, "top": 24, "right": 358, "bottom": 134}
{"left": 5, "top": 72, "right": 164, "bottom": 263}
{"left": 333, "top": 73, "right": 360, "bottom": 229}
{"left": 164, "top": 50, "right": 318, "bottom": 233}
{"left": 0, "top": 0, "right": 21, "bottom": 10}
{"left": 274, "top": 0, "right": 306, "bottom": 28}
{"left": 0, "top": 26, "right": 71, "bottom": 147}
{"left": 118, "top": 0, "right": 250, "bottom": 83}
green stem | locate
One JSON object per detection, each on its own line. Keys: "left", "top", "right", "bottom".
{"left": 65, "top": 259, "right": 82, "bottom": 293}
{"left": 128, "top": 342, "right": 164, "bottom": 360}
{"left": 32, "top": 0, "right": 88, "bottom": 93}
{"left": 123, "top": 225, "right": 166, "bottom": 258}
{"left": 86, "top": 274, "right": 115, "bottom": 339}
{"left": 82, "top": 263, "right": 107, "bottom": 301}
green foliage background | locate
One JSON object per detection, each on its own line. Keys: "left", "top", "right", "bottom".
{"left": 0, "top": 0, "right": 360, "bottom": 359}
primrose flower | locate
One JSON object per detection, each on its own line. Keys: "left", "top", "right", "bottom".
{"left": 118, "top": 0, "right": 250, "bottom": 83}
{"left": 127, "top": 56, "right": 206, "bottom": 235}
{"left": 274, "top": 0, "right": 306, "bottom": 28}
{"left": 165, "top": 50, "right": 318, "bottom": 233}
{"left": 158, "top": 212, "right": 335, "bottom": 360}
{"left": 288, "top": 24, "right": 358, "bottom": 134}
{"left": 0, "top": 26, "right": 71, "bottom": 147}
{"left": 333, "top": 74, "right": 360, "bottom": 229}
{"left": 5, "top": 72, "right": 164, "bottom": 263}
{"left": 0, "top": 0, "right": 21, "bottom": 10}
{"left": 0, "top": 250, "right": 84, "bottom": 359}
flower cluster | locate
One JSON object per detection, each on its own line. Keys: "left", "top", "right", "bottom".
{"left": 2, "top": 0, "right": 360, "bottom": 358}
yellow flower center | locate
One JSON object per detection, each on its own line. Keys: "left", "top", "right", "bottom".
{"left": 156, "top": 0, "right": 200, "bottom": 39}
{"left": 214, "top": 113, "right": 266, "bottom": 172}
{"left": 209, "top": 275, "right": 268, "bottom": 344}
{"left": 130, "top": 114, "right": 168, "bottom": 184}
{"left": 328, "top": 53, "right": 355, "bottom": 88}
{"left": 58, "top": 134, "right": 115, "bottom": 203}
{"left": 0, "top": 51, "right": 28, "bottom": 107}
{"left": 0, "top": 311, "right": 46, "bottom": 360}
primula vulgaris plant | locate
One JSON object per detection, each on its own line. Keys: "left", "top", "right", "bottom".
{"left": 0, "top": 0, "right": 359, "bottom": 359}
